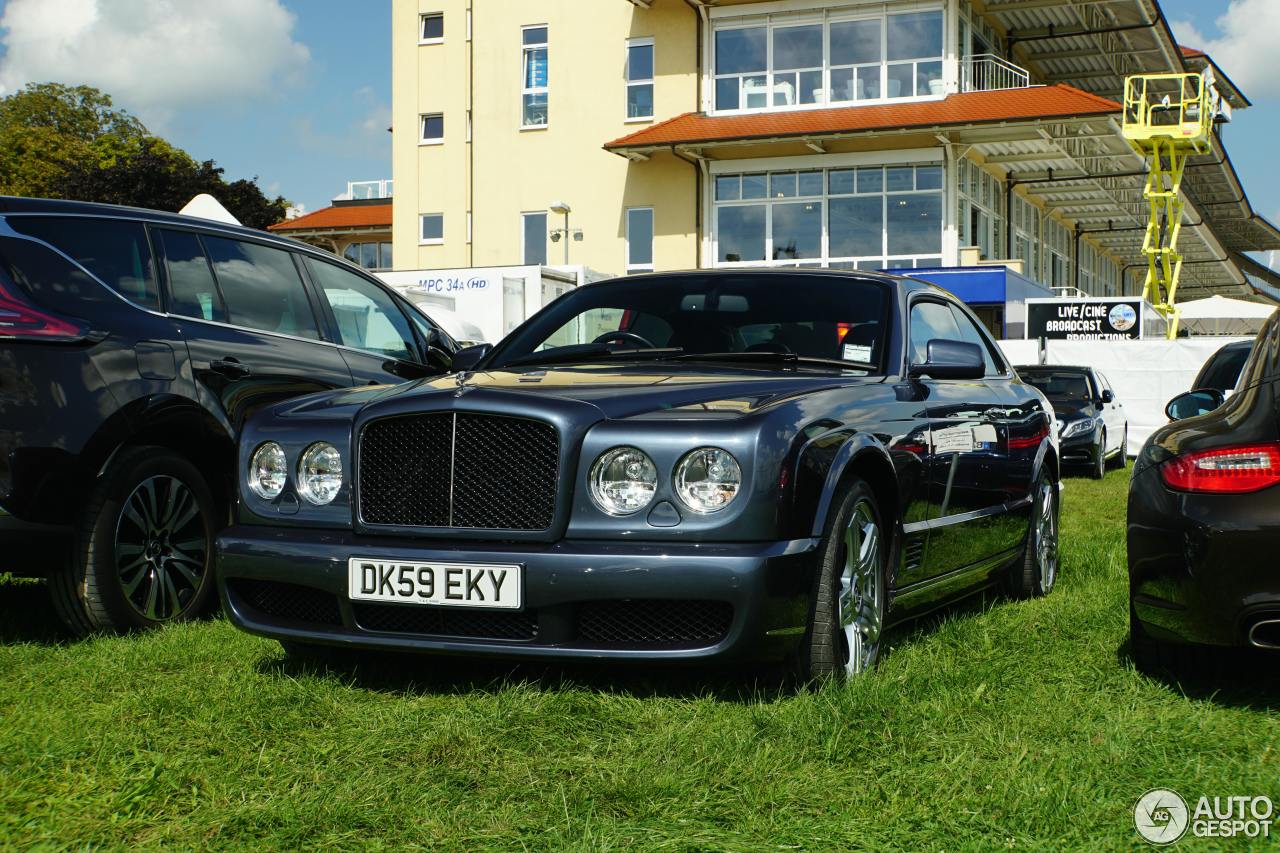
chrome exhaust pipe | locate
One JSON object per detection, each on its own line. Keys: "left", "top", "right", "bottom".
{"left": 1247, "top": 618, "right": 1280, "bottom": 650}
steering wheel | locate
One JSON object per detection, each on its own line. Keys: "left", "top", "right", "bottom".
{"left": 593, "top": 330, "right": 657, "bottom": 349}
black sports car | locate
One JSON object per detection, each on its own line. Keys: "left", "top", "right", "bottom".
{"left": 217, "top": 270, "right": 1062, "bottom": 680}
{"left": 1014, "top": 365, "right": 1128, "bottom": 478}
{"left": 1129, "top": 308, "right": 1280, "bottom": 671}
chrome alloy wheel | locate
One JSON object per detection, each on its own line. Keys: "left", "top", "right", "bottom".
{"left": 114, "top": 475, "right": 209, "bottom": 621}
{"left": 839, "top": 499, "right": 885, "bottom": 676}
{"left": 1033, "top": 478, "right": 1059, "bottom": 594}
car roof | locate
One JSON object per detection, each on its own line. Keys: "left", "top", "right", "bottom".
{"left": 1015, "top": 365, "right": 1093, "bottom": 373}
{"left": 592, "top": 267, "right": 944, "bottom": 296}
{"left": 0, "top": 195, "right": 306, "bottom": 251}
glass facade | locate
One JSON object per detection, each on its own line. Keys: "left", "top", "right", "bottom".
{"left": 343, "top": 241, "right": 393, "bottom": 271}
{"left": 713, "top": 163, "right": 942, "bottom": 269}
{"left": 713, "top": 8, "right": 944, "bottom": 112}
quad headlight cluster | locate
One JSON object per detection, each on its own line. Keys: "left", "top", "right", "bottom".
{"left": 1060, "top": 417, "right": 1099, "bottom": 439}
{"left": 248, "top": 441, "right": 344, "bottom": 506}
{"left": 589, "top": 446, "right": 742, "bottom": 516}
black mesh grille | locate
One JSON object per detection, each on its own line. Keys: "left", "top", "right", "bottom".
{"left": 357, "top": 412, "right": 559, "bottom": 530}
{"left": 353, "top": 603, "right": 538, "bottom": 641}
{"left": 577, "top": 600, "right": 733, "bottom": 648}
{"left": 231, "top": 580, "right": 342, "bottom": 628}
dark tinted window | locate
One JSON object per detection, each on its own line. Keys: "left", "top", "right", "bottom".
{"left": 908, "top": 300, "right": 962, "bottom": 365}
{"left": 1019, "top": 369, "right": 1093, "bottom": 400}
{"left": 8, "top": 216, "right": 159, "bottom": 310}
{"left": 0, "top": 235, "right": 116, "bottom": 315}
{"left": 304, "top": 257, "right": 415, "bottom": 361}
{"left": 203, "top": 237, "right": 319, "bottom": 339}
{"left": 155, "top": 229, "right": 225, "bottom": 322}
{"left": 1198, "top": 344, "right": 1252, "bottom": 392}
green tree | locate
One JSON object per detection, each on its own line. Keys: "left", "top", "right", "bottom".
{"left": 0, "top": 82, "right": 288, "bottom": 229}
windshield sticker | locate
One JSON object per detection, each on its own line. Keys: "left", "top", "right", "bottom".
{"left": 842, "top": 343, "right": 872, "bottom": 363}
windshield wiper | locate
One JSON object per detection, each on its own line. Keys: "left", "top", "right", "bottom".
{"left": 666, "top": 351, "right": 874, "bottom": 371}
{"left": 503, "top": 345, "right": 685, "bottom": 368}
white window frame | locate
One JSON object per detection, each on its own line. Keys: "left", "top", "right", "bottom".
{"left": 521, "top": 211, "right": 548, "bottom": 266}
{"left": 419, "top": 213, "right": 444, "bottom": 246}
{"left": 626, "top": 207, "right": 655, "bottom": 273}
{"left": 419, "top": 113, "right": 444, "bottom": 146}
{"left": 707, "top": 5, "right": 947, "bottom": 117}
{"left": 521, "top": 25, "right": 549, "bottom": 130}
{"left": 419, "top": 12, "right": 444, "bottom": 45}
{"left": 625, "top": 38, "right": 655, "bottom": 123}
{"left": 707, "top": 149, "right": 945, "bottom": 271}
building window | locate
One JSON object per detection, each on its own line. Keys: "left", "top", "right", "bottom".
{"left": 420, "top": 113, "right": 444, "bottom": 145}
{"left": 626, "top": 207, "right": 654, "bottom": 272}
{"left": 626, "top": 39, "right": 654, "bottom": 121}
{"left": 957, "top": 157, "right": 1003, "bottom": 261}
{"left": 420, "top": 214, "right": 444, "bottom": 245}
{"left": 420, "top": 13, "right": 444, "bottom": 44}
{"left": 522, "top": 212, "right": 547, "bottom": 265}
{"left": 1045, "top": 217, "right": 1071, "bottom": 289}
{"left": 713, "top": 8, "right": 943, "bottom": 112}
{"left": 522, "top": 26, "right": 549, "bottom": 128}
{"left": 1011, "top": 194, "right": 1040, "bottom": 281}
{"left": 713, "top": 163, "right": 942, "bottom": 269}
{"left": 342, "top": 241, "right": 393, "bottom": 271}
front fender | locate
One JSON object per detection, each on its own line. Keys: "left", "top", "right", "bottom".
{"left": 799, "top": 430, "right": 897, "bottom": 539}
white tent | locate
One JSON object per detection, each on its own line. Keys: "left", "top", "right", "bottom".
{"left": 1177, "top": 294, "right": 1276, "bottom": 336}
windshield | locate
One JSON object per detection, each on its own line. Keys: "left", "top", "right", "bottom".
{"left": 1020, "top": 370, "right": 1093, "bottom": 400}
{"left": 486, "top": 274, "right": 889, "bottom": 371}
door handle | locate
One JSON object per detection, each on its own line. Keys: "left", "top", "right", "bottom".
{"left": 210, "top": 357, "right": 251, "bottom": 379}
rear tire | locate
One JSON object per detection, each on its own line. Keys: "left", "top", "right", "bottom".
{"left": 50, "top": 446, "right": 218, "bottom": 636}
{"left": 1007, "top": 470, "right": 1059, "bottom": 599}
{"left": 796, "top": 479, "right": 887, "bottom": 683}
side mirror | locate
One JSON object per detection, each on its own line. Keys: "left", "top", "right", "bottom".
{"left": 1101, "top": 389, "right": 1114, "bottom": 404}
{"left": 451, "top": 343, "right": 492, "bottom": 372}
{"left": 1165, "top": 388, "right": 1225, "bottom": 421}
{"left": 909, "top": 339, "right": 985, "bottom": 380}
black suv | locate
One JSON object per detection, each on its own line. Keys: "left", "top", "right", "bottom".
{"left": 0, "top": 197, "right": 455, "bottom": 634}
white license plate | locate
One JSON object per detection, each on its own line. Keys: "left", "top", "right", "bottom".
{"left": 348, "top": 559, "right": 522, "bottom": 609}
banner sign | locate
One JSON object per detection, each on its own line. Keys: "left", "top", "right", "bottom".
{"left": 1025, "top": 298, "right": 1144, "bottom": 340}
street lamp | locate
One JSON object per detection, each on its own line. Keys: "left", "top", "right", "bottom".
{"left": 548, "top": 200, "right": 583, "bottom": 264}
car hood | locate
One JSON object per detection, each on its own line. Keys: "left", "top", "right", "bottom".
{"left": 1048, "top": 399, "right": 1099, "bottom": 421}
{"left": 383, "top": 363, "right": 879, "bottom": 420}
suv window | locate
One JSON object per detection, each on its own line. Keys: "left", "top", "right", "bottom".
{"left": 203, "top": 237, "right": 319, "bottom": 340}
{"left": 908, "top": 300, "right": 962, "bottom": 366}
{"left": 8, "top": 216, "right": 159, "bottom": 311}
{"left": 155, "top": 229, "right": 225, "bottom": 322}
{"left": 304, "top": 257, "right": 416, "bottom": 361}
{"left": 947, "top": 304, "right": 999, "bottom": 376}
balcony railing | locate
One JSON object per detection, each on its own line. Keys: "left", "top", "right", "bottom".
{"left": 347, "top": 179, "right": 393, "bottom": 201}
{"left": 961, "top": 54, "right": 1031, "bottom": 93}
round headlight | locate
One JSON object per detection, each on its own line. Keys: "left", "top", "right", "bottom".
{"left": 248, "top": 442, "right": 287, "bottom": 500}
{"left": 589, "top": 447, "right": 658, "bottom": 515}
{"left": 298, "top": 442, "right": 343, "bottom": 506}
{"left": 674, "top": 447, "right": 741, "bottom": 514}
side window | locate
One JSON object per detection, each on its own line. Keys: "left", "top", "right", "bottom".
{"left": 908, "top": 300, "right": 962, "bottom": 365}
{"left": 304, "top": 257, "right": 417, "bottom": 361}
{"left": 947, "top": 304, "right": 1000, "bottom": 376}
{"left": 155, "top": 229, "right": 225, "bottom": 322}
{"left": 8, "top": 216, "right": 159, "bottom": 310}
{"left": 203, "top": 236, "right": 320, "bottom": 340}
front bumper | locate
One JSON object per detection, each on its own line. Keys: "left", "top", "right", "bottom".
{"left": 1128, "top": 467, "right": 1280, "bottom": 648}
{"left": 217, "top": 526, "right": 819, "bottom": 662}
{"left": 1058, "top": 428, "right": 1100, "bottom": 467}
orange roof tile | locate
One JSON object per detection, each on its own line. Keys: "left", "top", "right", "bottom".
{"left": 1179, "top": 45, "right": 1206, "bottom": 59}
{"left": 605, "top": 85, "right": 1120, "bottom": 151}
{"left": 268, "top": 203, "right": 392, "bottom": 232}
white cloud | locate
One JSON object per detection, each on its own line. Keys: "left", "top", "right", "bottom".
{"left": 1169, "top": 0, "right": 1280, "bottom": 101}
{"left": 0, "top": 0, "right": 311, "bottom": 124}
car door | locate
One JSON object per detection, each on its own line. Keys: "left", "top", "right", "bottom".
{"left": 301, "top": 255, "right": 449, "bottom": 384}
{"left": 902, "top": 298, "right": 1016, "bottom": 585}
{"left": 153, "top": 228, "right": 355, "bottom": 435}
{"left": 1095, "top": 371, "right": 1125, "bottom": 454}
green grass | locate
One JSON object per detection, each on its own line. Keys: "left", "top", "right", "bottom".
{"left": 2, "top": 471, "right": 1277, "bottom": 850}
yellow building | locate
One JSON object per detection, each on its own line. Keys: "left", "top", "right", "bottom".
{"left": 391, "top": 0, "right": 1279, "bottom": 333}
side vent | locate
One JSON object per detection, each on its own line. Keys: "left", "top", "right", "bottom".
{"left": 904, "top": 536, "right": 926, "bottom": 575}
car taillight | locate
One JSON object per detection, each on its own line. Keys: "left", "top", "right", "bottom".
{"left": 0, "top": 276, "right": 87, "bottom": 341}
{"left": 1159, "top": 443, "right": 1280, "bottom": 494}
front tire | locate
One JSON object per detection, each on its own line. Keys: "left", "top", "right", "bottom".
{"left": 50, "top": 446, "right": 218, "bottom": 635}
{"left": 1108, "top": 426, "right": 1129, "bottom": 470}
{"left": 796, "top": 479, "right": 887, "bottom": 683}
{"left": 1008, "top": 470, "right": 1059, "bottom": 599}
{"left": 1090, "top": 431, "right": 1106, "bottom": 479}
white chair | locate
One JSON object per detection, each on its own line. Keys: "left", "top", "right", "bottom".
{"left": 773, "top": 80, "right": 795, "bottom": 106}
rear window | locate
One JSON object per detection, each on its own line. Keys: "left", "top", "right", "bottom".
{"left": 1198, "top": 345, "right": 1252, "bottom": 393}
{"left": 7, "top": 216, "right": 159, "bottom": 311}
{"left": 0, "top": 235, "right": 117, "bottom": 316}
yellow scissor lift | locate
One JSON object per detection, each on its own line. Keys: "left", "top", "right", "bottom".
{"left": 1122, "top": 72, "right": 1221, "bottom": 338}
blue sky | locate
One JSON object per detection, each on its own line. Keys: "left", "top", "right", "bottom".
{"left": 0, "top": 0, "right": 1275, "bottom": 229}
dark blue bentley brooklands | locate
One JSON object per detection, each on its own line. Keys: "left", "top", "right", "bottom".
{"left": 217, "top": 270, "right": 1060, "bottom": 680}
